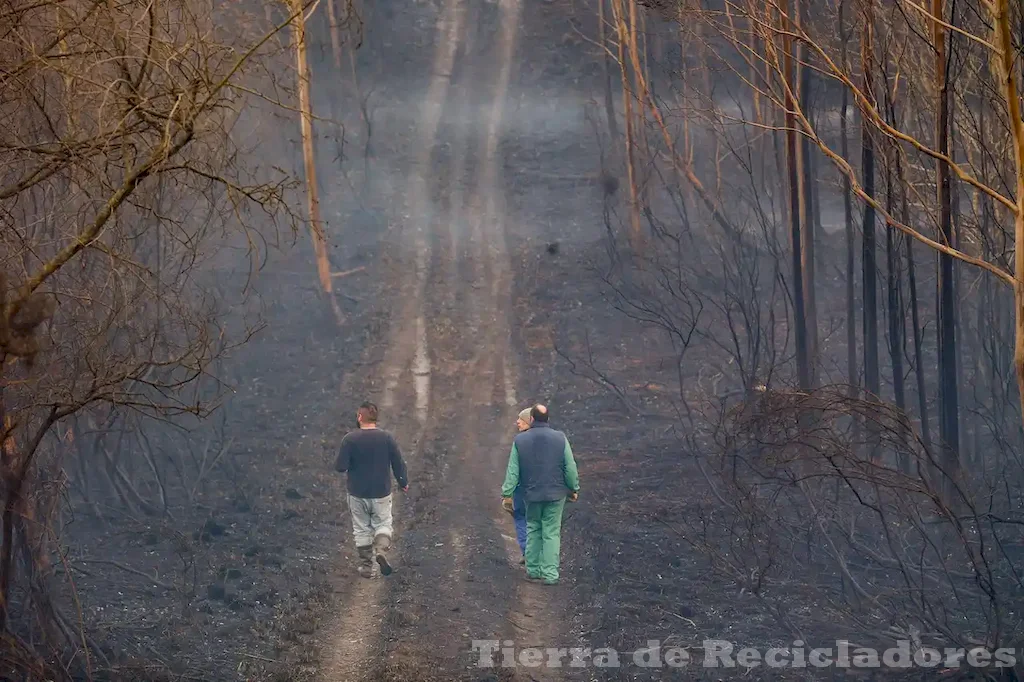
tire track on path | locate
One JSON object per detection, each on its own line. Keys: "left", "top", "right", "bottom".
{"left": 406, "top": 0, "right": 575, "bottom": 676}
{"left": 361, "top": 0, "right": 540, "bottom": 674}
{"left": 470, "top": 1, "right": 575, "bottom": 679}
{"left": 319, "top": 0, "right": 466, "bottom": 676}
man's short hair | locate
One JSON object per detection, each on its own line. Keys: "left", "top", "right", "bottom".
{"left": 358, "top": 402, "right": 378, "bottom": 424}
{"left": 530, "top": 404, "right": 549, "bottom": 422}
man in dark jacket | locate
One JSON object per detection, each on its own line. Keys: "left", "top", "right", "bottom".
{"left": 500, "top": 404, "right": 579, "bottom": 585}
{"left": 336, "top": 402, "right": 408, "bottom": 578}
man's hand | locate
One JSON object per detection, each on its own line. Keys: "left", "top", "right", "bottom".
{"left": 568, "top": 491, "right": 579, "bottom": 502}
{"left": 401, "top": 484, "right": 409, "bottom": 493}
{"left": 501, "top": 497, "right": 514, "bottom": 514}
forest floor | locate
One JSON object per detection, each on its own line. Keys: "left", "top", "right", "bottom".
{"left": 57, "top": 0, "right": 1003, "bottom": 681}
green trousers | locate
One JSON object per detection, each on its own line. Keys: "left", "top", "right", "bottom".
{"left": 524, "top": 498, "right": 566, "bottom": 581}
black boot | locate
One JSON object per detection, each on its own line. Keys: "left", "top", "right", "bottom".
{"left": 356, "top": 545, "right": 374, "bottom": 578}
{"left": 373, "top": 534, "right": 393, "bottom": 576}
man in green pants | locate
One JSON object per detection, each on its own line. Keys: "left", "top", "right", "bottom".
{"left": 500, "top": 404, "right": 579, "bottom": 585}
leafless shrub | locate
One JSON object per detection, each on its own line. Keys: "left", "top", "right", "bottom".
{"left": 680, "top": 385, "right": 1024, "bottom": 653}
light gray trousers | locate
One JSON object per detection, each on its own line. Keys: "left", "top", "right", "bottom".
{"left": 349, "top": 494, "right": 393, "bottom": 547}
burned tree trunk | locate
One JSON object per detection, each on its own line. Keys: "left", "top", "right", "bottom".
{"left": 782, "top": 0, "right": 810, "bottom": 389}
{"left": 860, "top": 0, "right": 880, "bottom": 407}
{"left": 796, "top": 0, "right": 818, "bottom": 387}
{"left": 905, "top": 205, "right": 933, "bottom": 455}
{"left": 882, "top": 55, "right": 907, "bottom": 471}
{"left": 933, "top": 0, "right": 959, "bottom": 484}
{"left": 598, "top": 0, "right": 619, "bottom": 144}
{"left": 292, "top": 0, "right": 333, "bottom": 294}
{"left": 886, "top": 185, "right": 907, "bottom": 469}
{"left": 990, "top": 0, "right": 1024, "bottom": 434}
{"left": 839, "top": 5, "right": 858, "bottom": 407}
{"left": 612, "top": 0, "right": 642, "bottom": 246}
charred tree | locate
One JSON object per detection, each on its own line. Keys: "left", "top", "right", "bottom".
{"left": 885, "top": 180, "right": 907, "bottom": 469}
{"left": 881, "top": 50, "right": 907, "bottom": 471}
{"left": 898, "top": 143, "right": 933, "bottom": 456}
{"left": 612, "top": 0, "right": 642, "bottom": 245}
{"left": 839, "top": 3, "right": 858, "bottom": 404}
{"left": 599, "top": 0, "right": 619, "bottom": 144}
{"left": 932, "top": 0, "right": 959, "bottom": 484}
{"left": 860, "top": 0, "right": 880, "bottom": 408}
{"left": 796, "top": 0, "right": 818, "bottom": 387}
{"left": 990, "top": 0, "right": 1024, "bottom": 436}
{"left": 782, "top": 0, "right": 811, "bottom": 389}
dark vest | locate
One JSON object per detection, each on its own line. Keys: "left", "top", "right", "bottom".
{"left": 514, "top": 423, "right": 569, "bottom": 503}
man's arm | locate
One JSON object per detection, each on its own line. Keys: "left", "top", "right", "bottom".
{"left": 389, "top": 435, "right": 409, "bottom": 489}
{"left": 500, "top": 444, "right": 520, "bottom": 498}
{"left": 562, "top": 438, "right": 580, "bottom": 492}
{"left": 335, "top": 436, "right": 351, "bottom": 473}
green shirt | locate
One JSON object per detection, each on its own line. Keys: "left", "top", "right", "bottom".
{"left": 501, "top": 439, "right": 579, "bottom": 498}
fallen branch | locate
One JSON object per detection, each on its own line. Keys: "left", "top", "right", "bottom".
{"left": 76, "top": 559, "right": 174, "bottom": 590}
{"left": 331, "top": 266, "right": 366, "bottom": 278}
{"left": 656, "top": 606, "right": 697, "bottom": 628}
{"left": 237, "top": 651, "right": 278, "bottom": 663}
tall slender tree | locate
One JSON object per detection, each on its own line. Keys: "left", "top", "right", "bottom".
{"left": 599, "top": 0, "right": 619, "bottom": 144}
{"left": 860, "top": 0, "right": 880, "bottom": 410}
{"left": 796, "top": 0, "right": 818, "bottom": 387}
{"left": 881, "top": 46, "right": 907, "bottom": 469}
{"left": 611, "top": 0, "right": 642, "bottom": 245}
{"left": 932, "top": 0, "right": 959, "bottom": 482}
{"left": 839, "top": 1, "right": 858, "bottom": 405}
{"left": 783, "top": 0, "right": 811, "bottom": 389}
{"left": 291, "top": 0, "right": 333, "bottom": 295}
{"left": 990, "top": 0, "right": 1024, "bottom": 431}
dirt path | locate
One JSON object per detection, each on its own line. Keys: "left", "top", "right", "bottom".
{"left": 319, "top": 0, "right": 462, "bottom": 675}
{"left": 320, "top": 0, "right": 575, "bottom": 679}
